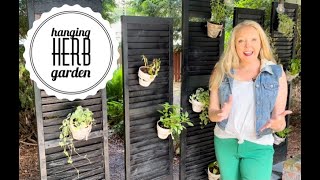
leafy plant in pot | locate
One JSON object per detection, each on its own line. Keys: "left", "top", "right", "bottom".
{"left": 278, "top": 13, "right": 295, "bottom": 38}
{"left": 189, "top": 87, "right": 211, "bottom": 128}
{"left": 285, "top": 58, "right": 301, "bottom": 82}
{"left": 208, "top": 160, "right": 220, "bottom": 180}
{"left": 273, "top": 127, "right": 292, "bottom": 145}
{"left": 157, "top": 102, "right": 194, "bottom": 139}
{"left": 59, "top": 106, "right": 95, "bottom": 176}
{"left": 189, "top": 87, "right": 209, "bottom": 113}
{"left": 138, "top": 55, "right": 161, "bottom": 87}
{"left": 207, "top": 0, "right": 228, "bottom": 38}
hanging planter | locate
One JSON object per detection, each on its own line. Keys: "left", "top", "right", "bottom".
{"left": 285, "top": 70, "right": 299, "bottom": 82}
{"left": 157, "top": 120, "right": 171, "bottom": 139}
{"left": 190, "top": 99, "right": 204, "bottom": 113}
{"left": 208, "top": 161, "right": 221, "bottom": 180}
{"left": 138, "top": 66, "right": 156, "bottom": 87}
{"left": 189, "top": 87, "right": 209, "bottom": 113}
{"left": 285, "top": 58, "right": 301, "bottom": 82}
{"left": 273, "top": 133, "right": 286, "bottom": 145}
{"left": 207, "top": 0, "right": 227, "bottom": 38}
{"left": 70, "top": 120, "right": 93, "bottom": 141}
{"left": 138, "top": 55, "right": 161, "bottom": 87}
{"left": 207, "top": 22, "right": 224, "bottom": 38}
{"left": 273, "top": 127, "right": 292, "bottom": 145}
{"left": 59, "top": 106, "right": 95, "bottom": 177}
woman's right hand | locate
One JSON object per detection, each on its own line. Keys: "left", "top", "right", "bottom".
{"left": 209, "top": 95, "right": 233, "bottom": 122}
{"left": 216, "top": 95, "right": 233, "bottom": 121}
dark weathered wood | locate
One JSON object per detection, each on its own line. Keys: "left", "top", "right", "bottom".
{"left": 131, "top": 158, "right": 169, "bottom": 175}
{"left": 47, "top": 165, "right": 104, "bottom": 180}
{"left": 46, "top": 142, "right": 102, "bottom": 162}
{"left": 127, "top": 30, "right": 169, "bottom": 37}
{"left": 45, "top": 137, "right": 102, "bottom": 155}
{"left": 122, "top": 16, "right": 173, "bottom": 180}
{"left": 33, "top": 85, "right": 48, "bottom": 179}
{"left": 233, "top": 7, "right": 265, "bottom": 28}
{"left": 47, "top": 155, "right": 103, "bottom": 175}
{"left": 101, "top": 87, "right": 110, "bottom": 180}
{"left": 189, "top": 0, "right": 209, "bottom": 7}
{"left": 41, "top": 91, "right": 101, "bottom": 103}
{"left": 42, "top": 104, "right": 102, "bottom": 118}
{"left": 189, "top": 6, "right": 211, "bottom": 13}
{"left": 42, "top": 98, "right": 101, "bottom": 113}
{"left": 133, "top": 168, "right": 170, "bottom": 180}
{"left": 180, "top": 1, "right": 225, "bottom": 179}
{"left": 45, "top": 130, "right": 103, "bottom": 149}
{"left": 127, "top": 23, "right": 169, "bottom": 30}
{"left": 43, "top": 117, "right": 102, "bottom": 134}
{"left": 270, "top": 2, "right": 298, "bottom": 50}
{"left": 46, "top": 149, "right": 103, "bottom": 169}
{"left": 44, "top": 122, "right": 102, "bottom": 141}
{"left": 43, "top": 111, "right": 103, "bottom": 127}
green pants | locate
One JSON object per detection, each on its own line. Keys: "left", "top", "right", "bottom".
{"left": 214, "top": 135, "right": 274, "bottom": 180}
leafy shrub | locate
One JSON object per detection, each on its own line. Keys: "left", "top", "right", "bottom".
{"left": 19, "top": 46, "right": 35, "bottom": 111}
{"left": 107, "top": 100, "right": 123, "bottom": 126}
{"left": 106, "top": 65, "right": 124, "bottom": 138}
{"left": 106, "top": 65, "right": 123, "bottom": 101}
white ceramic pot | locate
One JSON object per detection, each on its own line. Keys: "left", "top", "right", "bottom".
{"left": 208, "top": 167, "right": 220, "bottom": 180}
{"left": 70, "top": 121, "right": 93, "bottom": 141}
{"left": 157, "top": 120, "right": 171, "bottom": 139}
{"left": 273, "top": 133, "right": 286, "bottom": 145}
{"left": 286, "top": 70, "right": 299, "bottom": 82}
{"left": 207, "top": 21, "right": 223, "bottom": 38}
{"left": 138, "top": 66, "right": 156, "bottom": 87}
{"left": 191, "top": 99, "right": 204, "bottom": 112}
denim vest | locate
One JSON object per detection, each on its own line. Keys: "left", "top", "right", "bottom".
{"left": 217, "top": 64, "right": 282, "bottom": 138}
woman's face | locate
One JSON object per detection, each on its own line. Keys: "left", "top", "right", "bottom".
{"left": 235, "top": 26, "right": 261, "bottom": 63}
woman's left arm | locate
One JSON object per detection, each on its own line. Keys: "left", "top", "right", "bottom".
{"left": 260, "top": 66, "right": 292, "bottom": 132}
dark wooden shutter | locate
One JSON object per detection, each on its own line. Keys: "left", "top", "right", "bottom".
{"left": 233, "top": 7, "right": 265, "bottom": 28}
{"left": 270, "top": 2, "right": 299, "bottom": 165}
{"left": 27, "top": 1, "right": 109, "bottom": 179}
{"left": 271, "top": 2, "right": 298, "bottom": 68}
{"left": 122, "top": 16, "right": 174, "bottom": 180}
{"left": 180, "top": 0, "right": 224, "bottom": 179}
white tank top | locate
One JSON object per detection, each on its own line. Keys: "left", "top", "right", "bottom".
{"left": 214, "top": 79, "right": 274, "bottom": 145}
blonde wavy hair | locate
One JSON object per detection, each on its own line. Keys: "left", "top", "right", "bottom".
{"left": 209, "top": 20, "right": 276, "bottom": 90}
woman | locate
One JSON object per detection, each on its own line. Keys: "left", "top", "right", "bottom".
{"left": 208, "top": 20, "right": 292, "bottom": 180}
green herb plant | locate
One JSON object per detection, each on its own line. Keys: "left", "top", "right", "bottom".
{"left": 275, "top": 127, "right": 292, "bottom": 138}
{"left": 288, "top": 58, "right": 301, "bottom": 76}
{"left": 278, "top": 13, "right": 295, "bottom": 38}
{"left": 59, "top": 106, "right": 95, "bottom": 177}
{"left": 158, "top": 102, "right": 194, "bottom": 139}
{"left": 189, "top": 88, "right": 209, "bottom": 106}
{"left": 141, "top": 55, "right": 161, "bottom": 79}
{"left": 209, "top": 0, "right": 228, "bottom": 24}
